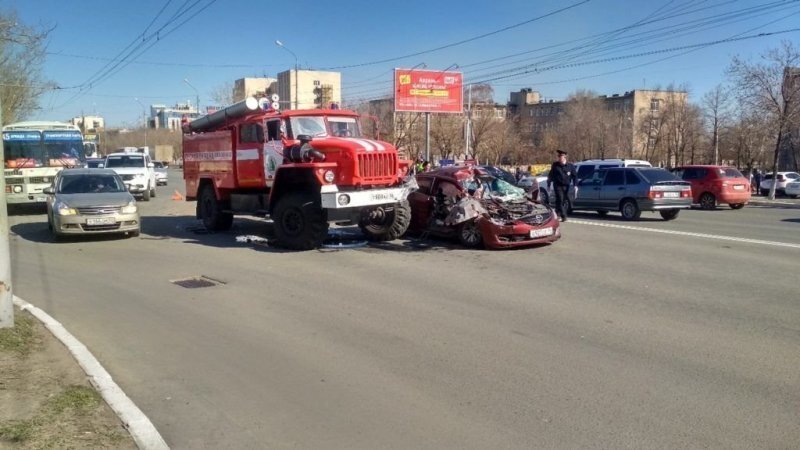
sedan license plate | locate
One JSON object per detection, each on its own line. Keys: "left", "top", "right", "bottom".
{"left": 87, "top": 217, "right": 115, "bottom": 226}
{"left": 663, "top": 192, "right": 680, "bottom": 198}
{"left": 530, "top": 227, "right": 554, "bottom": 238}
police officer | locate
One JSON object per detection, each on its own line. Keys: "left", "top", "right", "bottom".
{"left": 547, "top": 150, "right": 576, "bottom": 222}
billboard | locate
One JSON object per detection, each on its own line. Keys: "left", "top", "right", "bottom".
{"left": 394, "top": 69, "right": 463, "bottom": 114}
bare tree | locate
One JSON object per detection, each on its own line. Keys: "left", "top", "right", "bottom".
{"left": 728, "top": 41, "right": 800, "bottom": 199}
{"left": 209, "top": 81, "right": 235, "bottom": 107}
{"left": 0, "top": 9, "right": 53, "bottom": 123}
{"left": 702, "top": 84, "right": 732, "bottom": 165}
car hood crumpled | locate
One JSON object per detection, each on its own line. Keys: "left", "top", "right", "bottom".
{"left": 483, "top": 198, "right": 553, "bottom": 226}
{"left": 57, "top": 192, "right": 135, "bottom": 207}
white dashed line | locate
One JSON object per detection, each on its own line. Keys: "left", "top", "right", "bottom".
{"left": 568, "top": 219, "right": 800, "bottom": 250}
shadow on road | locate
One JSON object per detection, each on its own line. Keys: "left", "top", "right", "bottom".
{"left": 567, "top": 211, "right": 669, "bottom": 222}
{"left": 7, "top": 204, "right": 47, "bottom": 216}
{"left": 10, "top": 221, "right": 138, "bottom": 244}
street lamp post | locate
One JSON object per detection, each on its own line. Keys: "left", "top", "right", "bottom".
{"left": 134, "top": 98, "right": 147, "bottom": 148}
{"left": 183, "top": 78, "right": 200, "bottom": 117}
{"left": 275, "top": 40, "right": 299, "bottom": 109}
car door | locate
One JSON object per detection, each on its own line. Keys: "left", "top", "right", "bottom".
{"left": 598, "top": 168, "right": 626, "bottom": 209}
{"left": 407, "top": 175, "right": 435, "bottom": 230}
{"left": 574, "top": 170, "right": 604, "bottom": 208}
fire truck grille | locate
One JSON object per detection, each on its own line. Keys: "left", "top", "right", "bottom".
{"left": 357, "top": 153, "right": 396, "bottom": 183}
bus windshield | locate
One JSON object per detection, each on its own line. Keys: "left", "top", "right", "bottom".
{"left": 3, "top": 131, "right": 44, "bottom": 168}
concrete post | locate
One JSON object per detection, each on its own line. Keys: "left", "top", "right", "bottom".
{"left": 0, "top": 95, "right": 14, "bottom": 328}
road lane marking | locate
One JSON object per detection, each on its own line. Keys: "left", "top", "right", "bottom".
{"left": 568, "top": 219, "right": 800, "bottom": 250}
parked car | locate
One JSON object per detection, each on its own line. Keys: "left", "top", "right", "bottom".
{"left": 784, "top": 180, "right": 800, "bottom": 198}
{"left": 104, "top": 150, "right": 157, "bottom": 201}
{"left": 408, "top": 166, "right": 561, "bottom": 249}
{"left": 85, "top": 158, "right": 105, "bottom": 169}
{"left": 44, "top": 168, "right": 140, "bottom": 239}
{"left": 573, "top": 158, "right": 652, "bottom": 182}
{"left": 760, "top": 172, "right": 800, "bottom": 196}
{"left": 153, "top": 161, "right": 168, "bottom": 186}
{"left": 572, "top": 167, "right": 692, "bottom": 220}
{"left": 670, "top": 165, "right": 750, "bottom": 209}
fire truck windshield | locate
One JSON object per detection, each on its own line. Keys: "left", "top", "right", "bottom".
{"left": 328, "top": 116, "right": 360, "bottom": 138}
{"left": 290, "top": 116, "right": 328, "bottom": 138}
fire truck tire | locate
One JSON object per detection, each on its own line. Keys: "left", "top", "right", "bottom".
{"left": 359, "top": 201, "right": 411, "bottom": 241}
{"left": 273, "top": 192, "right": 328, "bottom": 250}
{"left": 199, "top": 186, "right": 233, "bottom": 231}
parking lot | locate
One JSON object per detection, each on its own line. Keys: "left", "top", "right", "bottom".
{"left": 8, "top": 168, "right": 800, "bottom": 448}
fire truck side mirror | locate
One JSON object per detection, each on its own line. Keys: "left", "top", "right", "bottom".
{"left": 297, "top": 134, "right": 312, "bottom": 144}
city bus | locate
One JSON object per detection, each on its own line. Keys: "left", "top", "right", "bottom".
{"left": 3, "top": 121, "right": 86, "bottom": 206}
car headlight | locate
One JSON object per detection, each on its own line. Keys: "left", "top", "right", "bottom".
{"left": 55, "top": 201, "right": 77, "bottom": 216}
{"left": 324, "top": 170, "right": 335, "bottom": 183}
{"left": 121, "top": 201, "right": 137, "bottom": 214}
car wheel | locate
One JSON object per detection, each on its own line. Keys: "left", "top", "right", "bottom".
{"left": 150, "top": 184, "right": 156, "bottom": 198}
{"left": 620, "top": 199, "right": 641, "bottom": 221}
{"left": 272, "top": 192, "right": 328, "bottom": 250}
{"left": 729, "top": 203, "right": 745, "bottom": 210}
{"left": 458, "top": 220, "right": 483, "bottom": 248}
{"left": 699, "top": 192, "right": 716, "bottom": 210}
{"left": 199, "top": 185, "right": 233, "bottom": 231}
{"left": 596, "top": 210, "right": 608, "bottom": 217}
{"left": 659, "top": 209, "right": 680, "bottom": 220}
{"left": 142, "top": 186, "right": 151, "bottom": 201}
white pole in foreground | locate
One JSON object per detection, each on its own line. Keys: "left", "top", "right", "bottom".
{"left": 0, "top": 95, "right": 14, "bottom": 328}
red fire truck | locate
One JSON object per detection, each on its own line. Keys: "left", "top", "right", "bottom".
{"left": 182, "top": 97, "right": 414, "bottom": 250}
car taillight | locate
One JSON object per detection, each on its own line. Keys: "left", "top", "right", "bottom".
{"left": 648, "top": 189, "right": 662, "bottom": 199}
{"left": 681, "top": 189, "right": 691, "bottom": 198}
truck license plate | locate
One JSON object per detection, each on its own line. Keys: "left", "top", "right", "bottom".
{"left": 371, "top": 192, "right": 395, "bottom": 201}
{"left": 87, "top": 217, "right": 115, "bottom": 226}
{"left": 530, "top": 227, "right": 554, "bottom": 238}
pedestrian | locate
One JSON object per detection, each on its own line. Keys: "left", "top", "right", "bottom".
{"left": 752, "top": 169, "right": 762, "bottom": 195}
{"left": 547, "top": 150, "right": 576, "bottom": 222}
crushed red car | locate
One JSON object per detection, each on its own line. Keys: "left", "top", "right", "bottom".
{"left": 407, "top": 166, "right": 561, "bottom": 249}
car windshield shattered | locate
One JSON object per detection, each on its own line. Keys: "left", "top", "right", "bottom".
{"left": 462, "top": 176, "right": 526, "bottom": 201}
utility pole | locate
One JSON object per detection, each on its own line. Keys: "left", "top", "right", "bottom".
{"left": 184, "top": 78, "right": 201, "bottom": 116}
{"left": 275, "top": 40, "right": 299, "bottom": 110}
{"left": 134, "top": 98, "right": 147, "bottom": 148}
{"left": 465, "top": 84, "right": 472, "bottom": 158}
{"left": 425, "top": 112, "right": 431, "bottom": 163}
{"left": 0, "top": 95, "right": 14, "bottom": 328}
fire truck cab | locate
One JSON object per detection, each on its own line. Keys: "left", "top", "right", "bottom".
{"left": 182, "top": 97, "right": 414, "bottom": 250}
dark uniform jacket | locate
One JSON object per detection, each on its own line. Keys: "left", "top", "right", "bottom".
{"left": 547, "top": 162, "right": 576, "bottom": 187}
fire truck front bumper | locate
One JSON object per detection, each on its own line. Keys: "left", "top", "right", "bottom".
{"left": 320, "top": 185, "right": 411, "bottom": 209}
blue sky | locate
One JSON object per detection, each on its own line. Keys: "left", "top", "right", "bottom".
{"left": 7, "top": 0, "right": 800, "bottom": 127}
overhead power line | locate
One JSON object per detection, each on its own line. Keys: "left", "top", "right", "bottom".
{"left": 320, "top": 0, "right": 591, "bottom": 70}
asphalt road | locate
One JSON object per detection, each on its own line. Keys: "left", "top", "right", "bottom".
{"left": 8, "top": 169, "right": 800, "bottom": 449}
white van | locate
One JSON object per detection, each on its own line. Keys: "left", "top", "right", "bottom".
{"left": 574, "top": 159, "right": 652, "bottom": 181}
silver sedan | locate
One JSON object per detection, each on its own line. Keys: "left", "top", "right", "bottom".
{"left": 44, "top": 168, "right": 140, "bottom": 239}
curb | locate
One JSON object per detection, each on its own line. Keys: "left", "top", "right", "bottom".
{"left": 747, "top": 199, "right": 800, "bottom": 208}
{"left": 13, "top": 296, "right": 169, "bottom": 450}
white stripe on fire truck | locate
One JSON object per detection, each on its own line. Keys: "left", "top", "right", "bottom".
{"left": 236, "top": 149, "right": 259, "bottom": 160}
{"left": 184, "top": 151, "right": 233, "bottom": 161}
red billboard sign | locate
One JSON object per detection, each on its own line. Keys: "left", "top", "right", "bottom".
{"left": 394, "top": 69, "right": 463, "bottom": 114}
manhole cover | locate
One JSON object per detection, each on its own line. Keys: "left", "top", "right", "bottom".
{"left": 171, "top": 275, "right": 225, "bottom": 289}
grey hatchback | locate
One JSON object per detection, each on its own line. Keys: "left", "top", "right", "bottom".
{"left": 572, "top": 167, "right": 692, "bottom": 220}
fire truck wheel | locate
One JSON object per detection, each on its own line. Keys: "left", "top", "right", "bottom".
{"left": 199, "top": 186, "right": 233, "bottom": 231}
{"left": 273, "top": 192, "right": 328, "bottom": 250}
{"left": 359, "top": 201, "right": 411, "bottom": 241}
